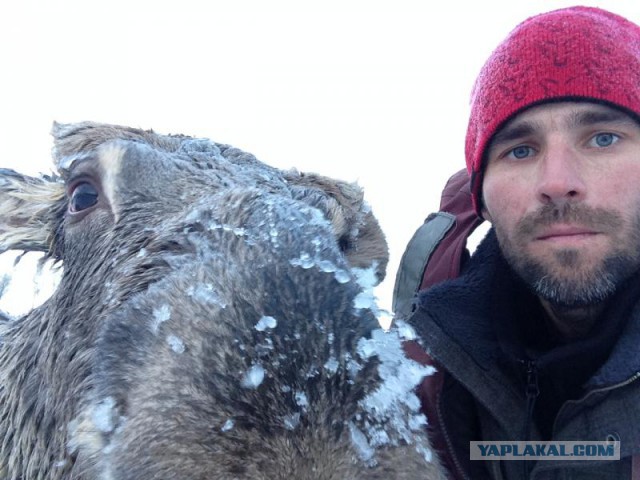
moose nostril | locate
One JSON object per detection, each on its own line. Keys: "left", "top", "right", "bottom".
{"left": 339, "top": 235, "right": 354, "bottom": 252}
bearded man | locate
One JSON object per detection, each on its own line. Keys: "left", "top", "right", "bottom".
{"left": 407, "top": 6, "right": 640, "bottom": 480}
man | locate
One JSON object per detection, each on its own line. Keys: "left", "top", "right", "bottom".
{"left": 407, "top": 6, "right": 640, "bottom": 480}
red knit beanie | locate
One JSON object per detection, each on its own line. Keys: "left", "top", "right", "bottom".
{"left": 466, "top": 6, "right": 640, "bottom": 214}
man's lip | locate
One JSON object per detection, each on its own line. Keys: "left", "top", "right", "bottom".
{"left": 535, "top": 226, "right": 599, "bottom": 241}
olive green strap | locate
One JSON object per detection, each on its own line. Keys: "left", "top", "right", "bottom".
{"left": 392, "top": 212, "right": 455, "bottom": 318}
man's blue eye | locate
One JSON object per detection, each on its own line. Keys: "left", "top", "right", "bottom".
{"left": 592, "top": 132, "right": 618, "bottom": 147}
{"left": 509, "top": 146, "right": 533, "bottom": 159}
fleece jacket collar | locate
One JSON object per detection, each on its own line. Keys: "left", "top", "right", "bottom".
{"left": 412, "top": 228, "right": 640, "bottom": 421}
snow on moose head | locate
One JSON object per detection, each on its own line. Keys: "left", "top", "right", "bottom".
{"left": 0, "top": 122, "right": 442, "bottom": 479}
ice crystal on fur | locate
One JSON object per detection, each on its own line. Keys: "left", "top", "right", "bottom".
{"left": 241, "top": 364, "right": 265, "bottom": 389}
{"left": 167, "top": 334, "right": 185, "bottom": 354}
{"left": 254, "top": 315, "right": 277, "bottom": 331}
{"left": 92, "top": 397, "right": 117, "bottom": 434}
{"left": 151, "top": 304, "right": 171, "bottom": 333}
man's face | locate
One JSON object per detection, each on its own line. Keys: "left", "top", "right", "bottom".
{"left": 483, "top": 102, "right": 640, "bottom": 308}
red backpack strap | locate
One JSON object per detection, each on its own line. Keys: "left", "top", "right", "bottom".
{"left": 398, "top": 169, "right": 483, "bottom": 479}
{"left": 393, "top": 169, "right": 483, "bottom": 318}
{"left": 420, "top": 168, "right": 484, "bottom": 290}
{"left": 633, "top": 454, "right": 640, "bottom": 480}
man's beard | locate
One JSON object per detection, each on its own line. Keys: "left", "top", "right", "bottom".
{"left": 494, "top": 203, "right": 640, "bottom": 309}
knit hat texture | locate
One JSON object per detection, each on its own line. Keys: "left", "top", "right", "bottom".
{"left": 466, "top": 6, "right": 640, "bottom": 213}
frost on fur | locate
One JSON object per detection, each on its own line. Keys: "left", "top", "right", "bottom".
{"left": 0, "top": 122, "right": 447, "bottom": 480}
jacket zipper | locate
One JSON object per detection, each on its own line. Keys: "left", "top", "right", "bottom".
{"left": 523, "top": 359, "right": 540, "bottom": 440}
{"left": 522, "top": 359, "right": 539, "bottom": 480}
{"left": 436, "top": 392, "right": 471, "bottom": 480}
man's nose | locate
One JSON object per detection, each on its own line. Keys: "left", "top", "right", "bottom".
{"left": 535, "top": 141, "right": 586, "bottom": 206}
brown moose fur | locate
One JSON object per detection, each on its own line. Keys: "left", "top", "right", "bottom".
{"left": 0, "top": 122, "right": 445, "bottom": 479}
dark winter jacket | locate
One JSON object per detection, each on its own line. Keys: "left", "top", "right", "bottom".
{"left": 407, "top": 229, "right": 640, "bottom": 480}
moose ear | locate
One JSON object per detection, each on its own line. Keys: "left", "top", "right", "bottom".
{"left": 284, "top": 170, "right": 389, "bottom": 284}
{"left": 0, "top": 169, "right": 65, "bottom": 256}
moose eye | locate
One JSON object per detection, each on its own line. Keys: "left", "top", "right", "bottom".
{"left": 69, "top": 182, "right": 99, "bottom": 213}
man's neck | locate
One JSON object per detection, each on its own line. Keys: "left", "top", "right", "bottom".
{"left": 539, "top": 299, "right": 608, "bottom": 342}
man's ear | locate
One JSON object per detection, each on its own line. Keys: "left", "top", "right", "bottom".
{"left": 0, "top": 169, "right": 66, "bottom": 257}
{"left": 479, "top": 194, "right": 493, "bottom": 223}
{"left": 481, "top": 207, "right": 492, "bottom": 222}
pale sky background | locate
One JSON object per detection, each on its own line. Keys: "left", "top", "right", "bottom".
{"left": 1, "top": 1, "right": 639, "bottom": 316}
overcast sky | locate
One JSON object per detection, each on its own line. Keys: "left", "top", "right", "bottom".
{"left": 1, "top": 1, "right": 639, "bottom": 315}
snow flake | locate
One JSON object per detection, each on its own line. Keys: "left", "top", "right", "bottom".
{"left": 241, "top": 364, "right": 265, "bottom": 389}
{"left": 294, "top": 391, "right": 309, "bottom": 409}
{"left": 92, "top": 397, "right": 117, "bottom": 434}
{"left": 255, "top": 315, "right": 277, "bottom": 331}
{"left": 395, "top": 320, "right": 418, "bottom": 340}
{"left": 186, "top": 283, "right": 227, "bottom": 308}
{"left": 151, "top": 304, "right": 171, "bottom": 333}
{"left": 221, "top": 419, "right": 235, "bottom": 432}
{"left": 348, "top": 422, "right": 376, "bottom": 467}
{"left": 353, "top": 290, "right": 376, "bottom": 310}
{"left": 283, "top": 412, "right": 301, "bottom": 431}
{"left": 333, "top": 269, "right": 351, "bottom": 284}
{"left": 324, "top": 357, "right": 339, "bottom": 374}
{"left": 316, "top": 259, "right": 337, "bottom": 273}
{"left": 167, "top": 335, "right": 185, "bottom": 354}
{"left": 289, "top": 252, "right": 314, "bottom": 269}
{"left": 349, "top": 326, "right": 436, "bottom": 466}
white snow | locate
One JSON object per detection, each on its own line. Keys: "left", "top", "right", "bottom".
{"left": 166, "top": 334, "right": 185, "bottom": 354}
{"left": 353, "top": 289, "right": 376, "bottom": 310}
{"left": 344, "top": 352, "right": 363, "bottom": 379}
{"left": 352, "top": 266, "right": 379, "bottom": 291}
{"left": 289, "top": 252, "right": 314, "bottom": 269}
{"left": 324, "top": 357, "right": 339, "bottom": 374}
{"left": 357, "top": 328, "right": 434, "bottom": 418}
{"left": 394, "top": 319, "right": 418, "bottom": 340}
{"left": 241, "top": 364, "right": 265, "bottom": 389}
{"left": 333, "top": 269, "right": 351, "bottom": 284}
{"left": 254, "top": 315, "right": 277, "bottom": 331}
{"left": 351, "top": 265, "right": 380, "bottom": 311}
{"left": 348, "top": 422, "right": 376, "bottom": 467}
{"left": 221, "top": 419, "right": 235, "bottom": 432}
{"left": 186, "top": 283, "right": 227, "bottom": 308}
{"left": 92, "top": 397, "right": 117, "bottom": 434}
{"left": 317, "top": 259, "right": 337, "bottom": 273}
{"left": 416, "top": 443, "right": 434, "bottom": 463}
{"left": 349, "top": 325, "right": 436, "bottom": 466}
{"left": 289, "top": 249, "right": 352, "bottom": 285}
{"left": 151, "top": 304, "right": 171, "bottom": 333}
{"left": 283, "top": 412, "right": 301, "bottom": 430}
{"left": 294, "top": 391, "right": 309, "bottom": 409}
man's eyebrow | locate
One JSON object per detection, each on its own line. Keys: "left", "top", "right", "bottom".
{"left": 569, "top": 108, "right": 636, "bottom": 128}
{"left": 489, "top": 108, "right": 637, "bottom": 150}
{"left": 489, "top": 121, "right": 538, "bottom": 148}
